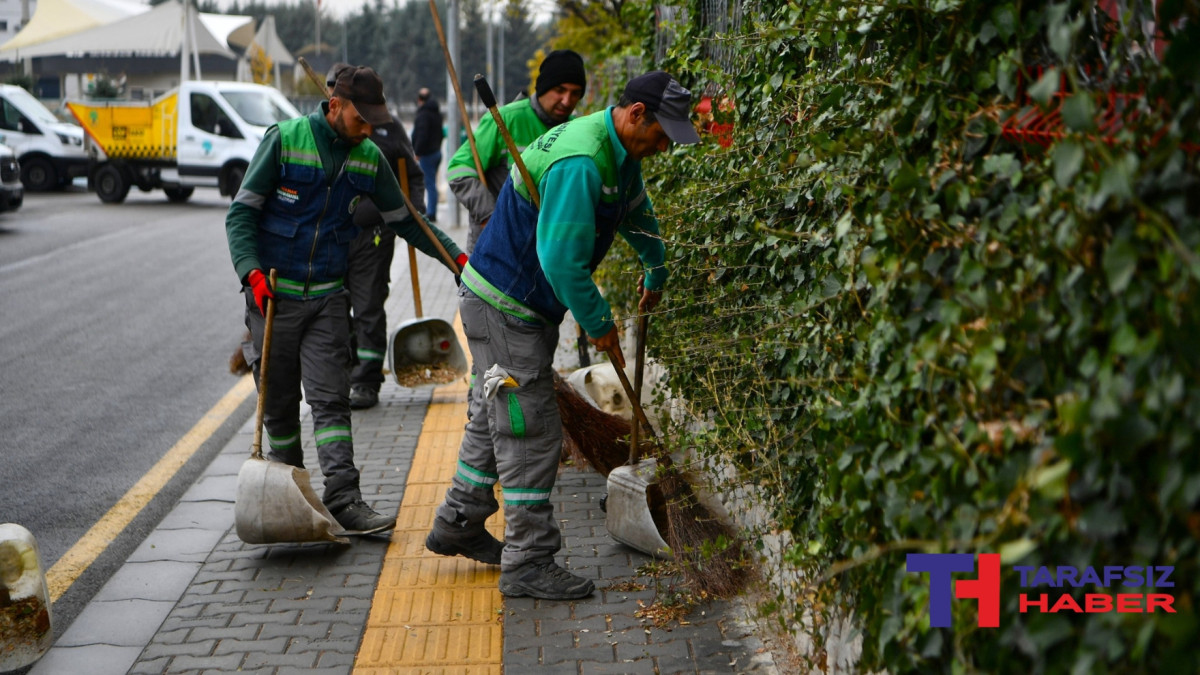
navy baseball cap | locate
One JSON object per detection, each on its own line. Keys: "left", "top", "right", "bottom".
{"left": 622, "top": 71, "right": 700, "bottom": 145}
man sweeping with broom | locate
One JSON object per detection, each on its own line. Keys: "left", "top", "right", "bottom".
{"left": 425, "top": 71, "right": 699, "bottom": 599}
{"left": 227, "top": 65, "right": 468, "bottom": 536}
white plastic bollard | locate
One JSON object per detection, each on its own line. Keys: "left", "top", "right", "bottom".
{"left": 0, "top": 523, "right": 53, "bottom": 671}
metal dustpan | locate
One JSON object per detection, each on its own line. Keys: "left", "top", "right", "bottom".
{"left": 604, "top": 315, "right": 672, "bottom": 559}
{"left": 235, "top": 459, "right": 348, "bottom": 544}
{"left": 234, "top": 270, "right": 349, "bottom": 545}
{"left": 389, "top": 316, "right": 468, "bottom": 389}
{"left": 606, "top": 457, "right": 672, "bottom": 559}
{"left": 388, "top": 159, "right": 468, "bottom": 389}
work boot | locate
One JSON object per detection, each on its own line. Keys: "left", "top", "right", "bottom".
{"left": 425, "top": 528, "right": 504, "bottom": 565}
{"left": 349, "top": 386, "right": 379, "bottom": 410}
{"left": 499, "top": 559, "right": 595, "bottom": 600}
{"left": 332, "top": 499, "right": 396, "bottom": 535}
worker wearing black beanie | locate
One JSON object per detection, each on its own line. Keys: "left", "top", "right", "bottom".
{"left": 535, "top": 50, "right": 587, "bottom": 97}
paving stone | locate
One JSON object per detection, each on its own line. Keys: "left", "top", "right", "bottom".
{"left": 212, "top": 636, "right": 290, "bottom": 655}
{"left": 258, "top": 621, "right": 331, "bottom": 641}
{"left": 543, "top": 644, "right": 619, "bottom": 665}
{"left": 189, "top": 625, "right": 262, "bottom": 642}
{"left": 55, "top": 598, "right": 174, "bottom": 647}
{"left": 126, "top": 655, "right": 174, "bottom": 675}
{"left": 170, "top": 653, "right": 244, "bottom": 671}
{"left": 92, "top": 560, "right": 203, "bottom": 602}
{"left": 28, "top": 644, "right": 144, "bottom": 675}
{"left": 242, "top": 650, "right": 320, "bottom": 669}
{"left": 139, "top": 638, "right": 217, "bottom": 660}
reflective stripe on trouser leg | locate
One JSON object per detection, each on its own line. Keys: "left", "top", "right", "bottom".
{"left": 297, "top": 290, "right": 361, "bottom": 512}
{"left": 347, "top": 223, "right": 396, "bottom": 389}
{"left": 436, "top": 286, "right": 563, "bottom": 570}
{"left": 435, "top": 289, "right": 501, "bottom": 534}
{"left": 245, "top": 289, "right": 305, "bottom": 468}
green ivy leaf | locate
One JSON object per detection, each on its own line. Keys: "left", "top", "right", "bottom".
{"left": 999, "top": 538, "right": 1037, "bottom": 564}
{"left": 1060, "top": 93, "right": 1095, "bottom": 131}
{"left": 1028, "top": 67, "right": 1060, "bottom": 104}
{"left": 1052, "top": 141, "right": 1084, "bottom": 187}
{"left": 1103, "top": 239, "right": 1138, "bottom": 294}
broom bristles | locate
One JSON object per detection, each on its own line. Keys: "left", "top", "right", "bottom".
{"left": 229, "top": 330, "right": 252, "bottom": 376}
{"left": 660, "top": 466, "right": 754, "bottom": 598}
{"left": 554, "top": 375, "right": 631, "bottom": 476}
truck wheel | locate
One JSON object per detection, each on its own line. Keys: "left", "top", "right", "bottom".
{"left": 21, "top": 156, "right": 59, "bottom": 192}
{"left": 164, "top": 186, "right": 194, "bottom": 203}
{"left": 96, "top": 164, "right": 131, "bottom": 204}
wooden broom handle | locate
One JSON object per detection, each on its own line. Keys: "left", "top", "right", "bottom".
{"left": 428, "top": 0, "right": 488, "bottom": 191}
{"left": 398, "top": 158, "right": 423, "bottom": 318}
{"left": 251, "top": 269, "right": 277, "bottom": 460}
{"left": 474, "top": 74, "right": 539, "bottom": 207}
{"left": 604, "top": 345, "right": 657, "bottom": 442}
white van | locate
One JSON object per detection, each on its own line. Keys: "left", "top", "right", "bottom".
{"left": 68, "top": 81, "right": 301, "bottom": 204}
{"left": 0, "top": 84, "right": 87, "bottom": 191}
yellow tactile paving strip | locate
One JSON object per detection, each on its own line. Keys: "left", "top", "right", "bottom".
{"left": 354, "top": 315, "right": 505, "bottom": 675}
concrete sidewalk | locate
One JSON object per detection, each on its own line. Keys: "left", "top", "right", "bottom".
{"left": 27, "top": 213, "right": 782, "bottom": 674}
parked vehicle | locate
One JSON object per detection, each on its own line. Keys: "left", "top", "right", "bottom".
{"left": 66, "top": 81, "right": 301, "bottom": 204}
{"left": 0, "top": 84, "right": 88, "bottom": 191}
{"left": 0, "top": 143, "right": 24, "bottom": 213}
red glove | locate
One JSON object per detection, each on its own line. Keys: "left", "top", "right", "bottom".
{"left": 247, "top": 269, "right": 273, "bottom": 316}
{"left": 456, "top": 253, "right": 468, "bottom": 269}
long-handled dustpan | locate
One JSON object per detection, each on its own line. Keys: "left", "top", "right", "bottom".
{"left": 235, "top": 270, "right": 349, "bottom": 545}
{"left": 388, "top": 158, "right": 468, "bottom": 389}
{"left": 604, "top": 315, "right": 672, "bottom": 559}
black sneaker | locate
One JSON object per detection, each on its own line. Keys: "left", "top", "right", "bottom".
{"left": 499, "top": 559, "right": 595, "bottom": 600}
{"left": 333, "top": 500, "right": 396, "bottom": 535}
{"left": 349, "top": 386, "right": 379, "bottom": 410}
{"left": 425, "top": 529, "right": 504, "bottom": 565}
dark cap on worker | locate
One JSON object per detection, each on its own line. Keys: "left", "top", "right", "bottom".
{"left": 326, "top": 62, "right": 352, "bottom": 88}
{"left": 332, "top": 65, "right": 390, "bottom": 126}
{"left": 535, "top": 49, "right": 587, "bottom": 97}
{"left": 622, "top": 71, "right": 700, "bottom": 145}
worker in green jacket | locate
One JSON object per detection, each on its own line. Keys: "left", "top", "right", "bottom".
{"left": 446, "top": 49, "right": 587, "bottom": 253}
{"left": 425, "top": 71, "right": 699, "bottom": 599}
{"left": 226, "top": 65, "right": 467, "bottom": 537}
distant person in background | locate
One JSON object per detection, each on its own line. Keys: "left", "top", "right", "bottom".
{"left": 411, "top": 87, "right": 445, "bottom": 222}
{"left": 446, "top": 49, "right": 587, "bottom": 253}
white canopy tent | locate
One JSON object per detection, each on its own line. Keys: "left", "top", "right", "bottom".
{"left": 0, "top": 0, "right": 150, "bottom": 57}
{"left": 0, "top": 1, "right": 244, "bottom": 61}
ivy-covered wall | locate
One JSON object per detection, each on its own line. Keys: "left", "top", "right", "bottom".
{"left": 598, "top": 0, "right": 1200, "bottom": 671}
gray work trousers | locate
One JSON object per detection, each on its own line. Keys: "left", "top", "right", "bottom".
{"left": 347, "top": 220, "right": 396, "bottom": 392}
{"left": 433, "top": 286, "right": 563, "bottom": 569}
{"left": 243, "top": 288, "right": 360, "bottom": 513}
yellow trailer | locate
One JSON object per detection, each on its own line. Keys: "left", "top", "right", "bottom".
{"left": 67, "top": 91, "right": 180, "bottom": 161}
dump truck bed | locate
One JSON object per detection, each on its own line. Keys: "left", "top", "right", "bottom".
{"left": 67, "top": 91, "right": 179, "bottom": 160}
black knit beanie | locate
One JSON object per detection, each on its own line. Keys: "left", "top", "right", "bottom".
{"left": 534, "top": 50, "right": 587, "bottom": 97}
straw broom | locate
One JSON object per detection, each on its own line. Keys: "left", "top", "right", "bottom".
{"left": 605, "top": 321, "right": 753, "bottom": 598}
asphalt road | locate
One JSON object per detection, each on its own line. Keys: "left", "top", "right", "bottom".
{"left": 0, "top": 184, "right": 256, "bottom": 640}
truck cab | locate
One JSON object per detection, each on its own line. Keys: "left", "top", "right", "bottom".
{"left": 175, "top": 81, "right": 301, "bottom": 197}
{"left": 69, "top": 81, "right": 300, "bottom": 204}
{"left": 0, "top": 84, "right": 87, "bottom": 191}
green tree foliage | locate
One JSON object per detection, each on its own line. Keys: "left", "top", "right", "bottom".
{"left": 597, "top": 0, "right": 1200, "bottom": 671}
